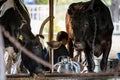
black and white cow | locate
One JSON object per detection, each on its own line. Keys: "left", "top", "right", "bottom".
{"left": 0, "top": 0, "right": 47, "bottom": 76}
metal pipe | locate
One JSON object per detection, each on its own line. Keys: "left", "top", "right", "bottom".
{"left": 39, "top": 17, "right": 50, "bottom": 35}
{"left": 49, "top": 0, "right": 54, "bottom": 73}
{"left": 51, "top": 49, "right": 54, "bottom": 73}
{"left": 0, "top": 26, "right": 6, "bottom": 80}
{"left": 49, "top": 0, "right": 54, "bottom": 42}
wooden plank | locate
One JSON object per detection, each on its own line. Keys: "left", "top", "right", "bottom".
{"left": 44, "top": 72, "right": 120, "bottom": 78}
{"left": 6, "top": 72, "right": 120, "bottom": 79}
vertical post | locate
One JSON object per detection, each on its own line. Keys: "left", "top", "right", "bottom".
{"left": 51, "top": 49, "right": 54, "bottom": 73}
{"left": 0, "top": 27, "right": 6, "bottom": 80}
{"left": 49, "top": 0, "right": 54, "bottom": 73}
{"left": 49, "top": 0, "right": 54, "bottom": 41}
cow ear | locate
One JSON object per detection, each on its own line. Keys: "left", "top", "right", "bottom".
{"left": 67, "top": 3, "right": 77, "bottom": 15}
{"left": 86, "top": 0, "right": 95, "bottom": 15}
{"left": 87, "top": 0, "right": 95, "bottom": 11}
{"left": 87, "top": 0, "right": 101, "bottom": 16}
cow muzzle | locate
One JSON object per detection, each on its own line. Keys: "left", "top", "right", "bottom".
{"left": 74, "top": 42, "right": 85, "bottom": 51}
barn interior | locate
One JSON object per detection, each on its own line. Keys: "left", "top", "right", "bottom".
{"left": 0, "top": 0, "right": 120, "bottom": 80}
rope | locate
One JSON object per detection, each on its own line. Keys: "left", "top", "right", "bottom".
{"left": 92, "top": 16, "right": 97, "bottom": 55}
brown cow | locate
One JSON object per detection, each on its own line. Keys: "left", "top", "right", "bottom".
{"left": 66, "top": 0, "right": 114, "bottom": 72}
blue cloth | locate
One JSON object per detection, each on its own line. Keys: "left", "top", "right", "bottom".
{"left": 117, "top": 52, "right": 120, "bottom": 59}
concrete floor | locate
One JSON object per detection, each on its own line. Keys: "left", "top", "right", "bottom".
{"left": 109, "top": 35, "right": 120, "bottom": 58}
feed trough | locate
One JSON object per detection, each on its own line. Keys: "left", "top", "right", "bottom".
{"left": 6, "top": 71, "right": 120, "bottom": 80}
{"left": 6, "top": 59, "right": 120, "bottom": 80}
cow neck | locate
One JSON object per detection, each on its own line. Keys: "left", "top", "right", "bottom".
{"left": 14, "top": 1, "right": 27, "bottom": 29}
{"left": 14, "top": 0, "right": 27, "bottom": 41}
{"left": 92, "top": 16, "right": 97, "bottom": 55}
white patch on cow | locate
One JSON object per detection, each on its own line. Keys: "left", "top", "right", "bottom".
{"left": 4, "top": 46, "right": 22, "bottom": 74}
{"left": 4, "top": 47, "right": 16, "bottom": 74}
{"left": 0, "top": 0, "right": 14, "bottom": 17}
{"left": 10, "top": 53, "right": 21, "bottom": 74}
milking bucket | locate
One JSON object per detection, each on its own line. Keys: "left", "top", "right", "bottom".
{"left": 94, "top": 59, "right": 119, "bottom": 72}
{"left": 54, "top": 56, "right": 81, "bottom": 74}
{"left": 107, "top": 59, "right": 119, "bottom": 70}
{"left": 94, "top": 59, "right": 101, "bottom": 72}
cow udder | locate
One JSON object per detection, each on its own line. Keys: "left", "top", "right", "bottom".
{"left": 94, "top": 44, "right": 102, "bottom": 57}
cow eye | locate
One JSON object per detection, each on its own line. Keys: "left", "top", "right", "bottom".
{"left": 33, "top": 45, "right": 39, "bottom": 49}
{"left": 84, "top": 22, "right": 89, "bottom": 27}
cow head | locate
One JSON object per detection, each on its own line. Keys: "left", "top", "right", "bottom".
{"left": 67, "top": 0, "right": 96, "bottom": 51}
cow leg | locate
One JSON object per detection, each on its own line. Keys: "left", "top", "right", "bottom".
{"left": 72, "top": 51, "right": 82, "bottom": 62}
{"left": 100, "top": 41, "right": 112, "bottom": 71}
{"left": 84, "top": 49, "right": 95, "bottom": 72}
{"left": 77, "top": 51, "right": 82, "bottom": 62}
{"left": 67, "top": 38, "right": 74, "bottom": 58}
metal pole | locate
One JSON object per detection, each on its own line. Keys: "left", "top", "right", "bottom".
{"left": 49, "top": 0, "right": 54, "bottom": 41}
{"left": 51, "top": 49, "right": 54, "bottom": 73}
{"left": 0, "top": 26, "right": 6, "bottom": 80}
{"left": 49, "top": 0, "right": 54, "bottom": 73}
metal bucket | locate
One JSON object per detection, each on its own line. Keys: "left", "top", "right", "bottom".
{"left": 94, "top": 59, "right": 119, "bottom": 72}
{"left": 107, "top": 59, "right": 119, "bottom": 69}
{"left": 94, "top": 59, "right": 101, "bottom": 72}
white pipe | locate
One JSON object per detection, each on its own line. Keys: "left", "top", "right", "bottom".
{"left": 0, "top": 27, "right": 6, "bottom": 80}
